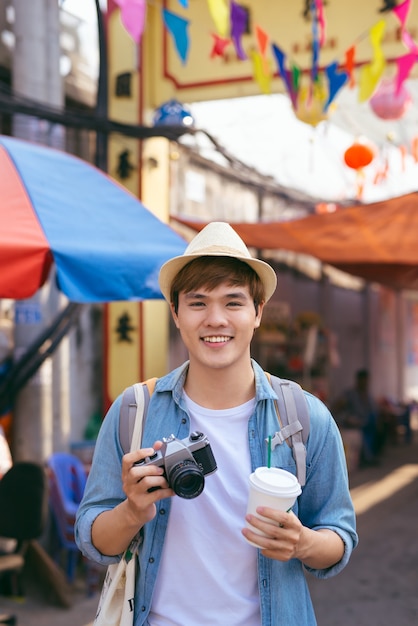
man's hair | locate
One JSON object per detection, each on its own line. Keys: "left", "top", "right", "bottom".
{"left": 170, "top": 256, "right": 266, "bottom": 314}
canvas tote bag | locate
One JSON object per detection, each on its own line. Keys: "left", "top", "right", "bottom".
{"left": 94, "top": 383, "right": 146, "bottom": 626}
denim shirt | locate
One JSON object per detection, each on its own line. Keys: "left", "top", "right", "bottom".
{"left": 75, "top": 360, "right": 358, "bottom": 626}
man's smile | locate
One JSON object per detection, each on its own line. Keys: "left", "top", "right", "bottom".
{"left": 201, "top": 336, "right": 232, "bottom": 344}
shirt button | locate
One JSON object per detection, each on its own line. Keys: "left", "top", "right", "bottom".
{"left": 160, "top": 508, "right": 166, "bottom": 515}
{"left": 141, "top": 606, "right": 146, "bottom": 612}
{"left": 181, "top": 418, "right": 187, "bottom": 424}
{"left": 149, "top": 557, "right": 155, "bottom": 563}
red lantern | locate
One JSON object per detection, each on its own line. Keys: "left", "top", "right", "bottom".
{"left": 369, "top": 78, "right": 411, "bottom": 121}
{"left": 343, "top": 142, "right": 375, "bottom": 170}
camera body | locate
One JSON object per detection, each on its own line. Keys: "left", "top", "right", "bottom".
{"left": 135, "top": 431, "right": 217, "bottom": 499}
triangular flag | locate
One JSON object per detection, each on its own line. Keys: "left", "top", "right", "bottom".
{"left": 324, "top": 61, "right": 348, "bottom": 111}
{"left": 114, "top": 0, "right": 146, "bottom": 44}
{"left": 162, "top": 9, "right": 190, "bottom": 65}
{"left": 358, "top": 20, "right": 386, "bottom": 102}
{"left": 344, "top": 46, "right": 356, "bottom": 88}
{"left": 316, "top": 0, "right": 326, "bottom": 47}
{"left": 230, "top": 1, "right": 247, "bottom": 60}
{"left": 207, "top": 0, "right": 230, "bottom": 38}
{"left": 255, "top": 25, "right": 268, "bottom": 57}
{"left": 392, "top": 0, "right": 412, "bottom": 29}
{"left": 395, "top": 52, "right": 416, "bottom": 94}
{"left": 250, "top": 50, "right": 272, "bottom": 94}
{"left": 255, "top": 25, "right": 269, "bottom": 76}
{"left": 272, "top": 44, "right": 295, "bottom": 105}
{"left": 210, "top": 33, "right": 231, "bottom": 58}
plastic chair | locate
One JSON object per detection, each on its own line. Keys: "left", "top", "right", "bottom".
{"left": 46, "top": 452, "right": 87, "bottom": 583}
{"left": 0, "top": 462, "right": 47, "bottom": 623}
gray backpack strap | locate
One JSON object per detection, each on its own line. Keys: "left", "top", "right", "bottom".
{"left": 119, "top": 382, "right": 151, "bottom": 454}
{"left": 268, "top": 375, "right": 310, "bottom": 487}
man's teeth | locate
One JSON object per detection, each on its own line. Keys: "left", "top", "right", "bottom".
{"left": 203, "top": 336, "right": 230, "bottom": 343}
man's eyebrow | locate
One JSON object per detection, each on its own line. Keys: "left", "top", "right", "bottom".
{"left": 184, "top": 290, "right": 249, "bottom": 300}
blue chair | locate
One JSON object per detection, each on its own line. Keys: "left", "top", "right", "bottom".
{"left": 46, "top": 452, "right": 87, "bottom": 583}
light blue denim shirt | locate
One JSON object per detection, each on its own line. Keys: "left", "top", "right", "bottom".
{"left": 76, "top": 360, "right": 358, "bottom": 626}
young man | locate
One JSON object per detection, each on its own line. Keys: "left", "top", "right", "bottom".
{"left": 76, "top": 222, "right": 358, "bottom": 626}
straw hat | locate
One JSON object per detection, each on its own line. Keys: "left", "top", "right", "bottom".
{"left": 159, "top": 222, "right": 277, "bottom": 302}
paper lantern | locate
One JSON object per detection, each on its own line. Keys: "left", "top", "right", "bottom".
{"left": 343, "top": 142, "right": 375, "bottom": 170}
{"left": 369, "top": 78, "right": 412, "bottom": 121}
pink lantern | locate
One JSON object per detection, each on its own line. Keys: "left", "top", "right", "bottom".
{"left": 369, "top": 78, "right": 412, "bottom": 120}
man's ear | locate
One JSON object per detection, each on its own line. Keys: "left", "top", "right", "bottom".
{"left": 254, "top": 301, "right": 265, "bottom": 329}
{"left": 170, "top": 302, "right": 180, "bottom": 329}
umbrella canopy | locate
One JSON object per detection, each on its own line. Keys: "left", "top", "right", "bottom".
{"left": 0, "top": 135, "right": 186, "bottom": 302}
{"left": 174, "top": 192, "right": 418, "bottom": 291}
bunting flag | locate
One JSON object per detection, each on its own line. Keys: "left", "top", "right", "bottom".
{"left": 255, "top": 25, "right": 269, "bottom": 75}
{"left": 395, "top": 53, "right": 417, "bottom": 94}
{"left": 255, "top": 25, "right": 268, "bottom": 57}
{"left": 391, "top": 0, "right": 418, "bottom": 54}
{"left": 392, "top": 0, "right": 412, "bottom": 28}
{"left": 112, "top": 0, "right": 418, "bottom": 130}
{"left": 358, "top": 20, "right": 386, "bottom": 102}
{"left": 316, "top": 0, "right": 326, "bottom": 47}
{"left": 323, "top": 61, "right": 349, "bottom": 111}
{"left": 210, "top": 33, "right": 231, "bottom": 58}
{"left": 230, "top": 1, "right": 247, "bottom": 60}
{"left": 162, "top": 9, "right": 190, "bottom": 65}
{"left": 310, "top": 2, "right": 320, "bottom": 82}
{"left": 271, "top": 44, "right": 296, "bottom": 105}
{"left": 344, "top": 46, "right": 356, "bottom": 88}
{"left": 114, "top": 0, "right": 147, "bottom": 43}
{"left": 207, "top": 0, "right": 230, "bottom": 38}
{"left": 250, "top": 50, "right": 272, "bottom": 94}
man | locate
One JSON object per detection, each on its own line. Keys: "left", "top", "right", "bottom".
{"left": 76, "top": 222, "right": 357, "bottom": 625}
{"left": 332, "top": 368, "right": 380, "bottom": 467}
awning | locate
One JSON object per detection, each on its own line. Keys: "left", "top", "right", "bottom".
{"left": 173, "top": 192, "right": 418, "bottom": 291}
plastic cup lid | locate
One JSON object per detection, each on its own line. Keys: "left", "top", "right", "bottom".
{"left": 250, "top": 467, "right": 301, "bottom": 496}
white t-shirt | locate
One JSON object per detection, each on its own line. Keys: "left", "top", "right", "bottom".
{"left": 148, "top": 394, "right": 261, "bottom": 626}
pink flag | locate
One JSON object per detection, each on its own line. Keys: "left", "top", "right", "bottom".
{"left": 114, "top": 0, "right": 146, "bottom": 44}
{"left": 392, "top": 0, "right": 412, "bottom": 29}
{"left": 395, "top": 52, "right": 417, "bottom": 94}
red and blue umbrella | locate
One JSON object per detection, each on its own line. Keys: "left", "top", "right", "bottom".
{"left": 0, "top": 134, "right": 186, "bottom": 302}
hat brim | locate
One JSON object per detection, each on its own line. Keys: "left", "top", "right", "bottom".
{"left": 159, "top": 252, "right": 277, "bottom": 303}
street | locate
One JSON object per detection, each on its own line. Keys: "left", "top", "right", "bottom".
{"left": 308, "top": 432, "right": 418, "bottom": 626}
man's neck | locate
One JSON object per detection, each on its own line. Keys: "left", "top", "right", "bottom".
{"left": 184, "top": 360, "right": 256, "bottom": 409}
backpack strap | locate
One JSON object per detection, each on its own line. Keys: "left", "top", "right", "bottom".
{"left": 265, "top": 373, "right": 310, "bottom": 487}
{"left": 119, "top": 378, "right": 158, "bottom": 454}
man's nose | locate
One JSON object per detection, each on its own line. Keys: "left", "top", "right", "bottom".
{"left": 205, "top": 304, "right": 227, "bottom": 325}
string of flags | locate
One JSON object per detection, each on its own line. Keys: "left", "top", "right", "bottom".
{"left": 112, "top": 0, "right": 418, "bottom": 127}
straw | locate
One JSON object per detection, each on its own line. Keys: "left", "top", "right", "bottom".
{"left": 267, "top": 435, "right": 272, "bottom": 468}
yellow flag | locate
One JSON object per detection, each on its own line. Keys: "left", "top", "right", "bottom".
{"left": 358, "top": 20, "right": 386, "bottom": 102}
{"left": 250, "top": 49, "right": 272, "bottom": 94}
{"left": 207, "top": 0, "right": 230, "bottom": 38}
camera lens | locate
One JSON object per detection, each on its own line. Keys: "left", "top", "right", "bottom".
{"left": 168, "top": 460, "right": 205, "bottom": 499}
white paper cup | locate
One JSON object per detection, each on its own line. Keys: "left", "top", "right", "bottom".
{"left": 245, "top": 467, "right": 301, "bottom": 546}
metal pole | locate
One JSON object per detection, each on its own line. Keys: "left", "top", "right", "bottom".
{"left": 11, "top": 0, "right": 66, "bottom": 462}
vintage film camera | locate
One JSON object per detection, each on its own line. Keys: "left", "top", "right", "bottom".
{"left": 135, "top": 431, "right": 217, "bottom": 499}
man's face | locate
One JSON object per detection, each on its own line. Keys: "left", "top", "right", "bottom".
{"left": 171, "top": 282, "right": 264, "bottom": 372}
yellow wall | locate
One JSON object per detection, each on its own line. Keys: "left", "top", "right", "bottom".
{"left": 105, "top": 10, "right": 172, "bottom": 403}
{"left": 142, "top": 0, "right": 418, "bottom": 107}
